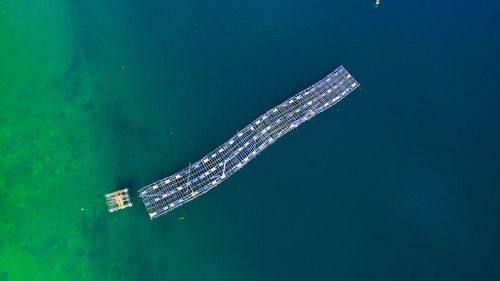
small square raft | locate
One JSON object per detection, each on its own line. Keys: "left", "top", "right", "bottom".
{"left": 105, "top": 188, "right": 133, "bottom": 213}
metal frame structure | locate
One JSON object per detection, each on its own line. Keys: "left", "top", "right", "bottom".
{"left": 139, "top": 66, "right": 359, "bottom": 219}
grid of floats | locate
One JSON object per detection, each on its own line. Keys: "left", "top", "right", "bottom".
{"left": 139, "top": 66, "right": 359, "bottom": 219}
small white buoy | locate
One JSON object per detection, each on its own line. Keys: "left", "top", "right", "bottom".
{"left": 375, "top": 0, "right": 381, "bottom": 6}
{"left": 81, "top": 208, "right": 85, "bottom": 212}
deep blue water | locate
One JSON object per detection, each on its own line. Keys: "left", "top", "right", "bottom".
{"left": 80, "top": 0, "right": 500, "bottom": 280}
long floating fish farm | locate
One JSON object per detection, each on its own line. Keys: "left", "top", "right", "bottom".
{"left": 139, "top": 65, "right": 359, "bottom": 219}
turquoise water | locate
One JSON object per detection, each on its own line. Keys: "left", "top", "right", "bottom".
{"left": 1, "top": 0, "right": 499, "bottom": 280}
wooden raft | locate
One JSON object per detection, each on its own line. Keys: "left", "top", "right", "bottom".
{"left": 105, "top": 188, "right": 133, "bottom": 213}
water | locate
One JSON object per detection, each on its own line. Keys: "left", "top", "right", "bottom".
{"left": 1, "top": 0, "right": 499, "bottom": 280}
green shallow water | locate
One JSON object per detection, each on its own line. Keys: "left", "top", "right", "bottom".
{"left": 1, "top": 0, "right": 499, "bottom": 280}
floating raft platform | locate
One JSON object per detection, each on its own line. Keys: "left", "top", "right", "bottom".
{"left": 105, "top": 188, "right": 133, "bottom": 213}
{"left": 139, "top": 66, "right": 359, "bottom": 219}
